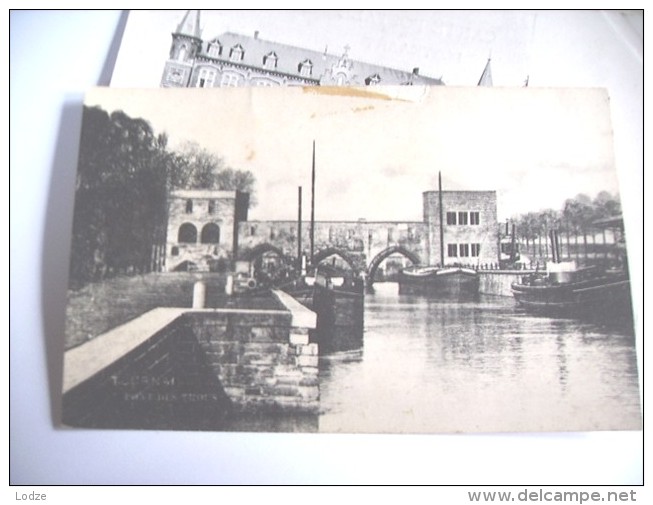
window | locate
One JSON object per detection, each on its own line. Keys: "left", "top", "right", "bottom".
{"left": 458, "top": 211, "right": 468, "bottom": 225}
{"left": 263, "top": 52, "right": 278, "bottom": 69}
{"left": 221, "top": 73, "right": 239, "bottom": 87}
{"left": 270, "top": 228, "right": 276, "bottom": 240}
{"left": 208, "top": 41, "right": 221, "bottom": 57}
{"left": 446, "top": 212, "right": 457, "bottom": 225}
{"left": 459, "top": 244, "right": 470, "bottom": 257}
{"left": 178, "top": 223, "right": 197, "bottom": 243}
{"left": 197, "top": 68, "right": 216, "bottom": 88}
{"left": 201, "top": 223, "right": 220, "bottom": 244}
{"left": 471, "top": 243, "right": 481, "bottom": 257}
{"left": 185, "top": 199, "right": 193, "bottom": 213}
{"left": 177, "top": 45, "right": 187, "bottom": 61}
{"left": 447, "top": 243, "right": 458, "bottom": 257}
{"left": 229, "top": 44, "right": 244, "bottom": 62}
{"left": 250, "top": 225, "right": 257, "bottom": 236}
{"left": 171, "top": 246, "right": 179, "bottom": 256}
{"left": 470, "top": 212, "right": 480, "bottom": 225}
{"left": 298, "top": 59, "right": 313, "bottom": 77}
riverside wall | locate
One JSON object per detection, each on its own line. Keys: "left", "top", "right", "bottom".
{"left": 62, "top": 290, "right": 318, "bottom": 430}
{"left": 478, "top": 270, "right": 533, "bottom": 297}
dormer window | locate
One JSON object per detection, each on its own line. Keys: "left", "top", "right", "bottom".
{"left": 298, "top": 59, "right": 313, "bottom": 77}
{"left": 230, "top": 44, "right": 244, "bottom": 62}
{"left": 365, "top": 74, "right": 381, "bottom": 85}
{"left": 208, "top": 40, "right": 222, "bottom": 57}
{"left": 263, "top": 52, "right": 278, "bottom": 70}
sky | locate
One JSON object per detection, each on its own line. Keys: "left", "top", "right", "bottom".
{"left": 85, "top": 85, "right": 618, "bottom": 223}
{"left": 107, "top": 9, "right": 641, "bottom": 224}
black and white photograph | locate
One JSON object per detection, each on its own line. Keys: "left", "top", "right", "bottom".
{"left": 61, "top": 83, "right": 640, "bottom": 434}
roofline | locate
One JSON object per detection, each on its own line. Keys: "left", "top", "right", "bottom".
{"left": 198, "top": 31, "right": 444, "bottom": 84}
{"left": 194, "top": 54, "right": 321, "bottom": 84}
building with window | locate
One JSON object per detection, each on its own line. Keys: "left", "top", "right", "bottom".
{"left": 161, "top": 10, "right": 445, "bottom": 88}
{"left": 165, "top": 186, "right": 497, "bottom": 273}
{"left": 166, "top": 189, "right": 249, "bottom": 271}
{"left": 423, "top": 190, "right": 498, "bottom": 267}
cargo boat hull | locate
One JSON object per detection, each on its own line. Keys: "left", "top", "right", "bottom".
{"left": 398, "top": 267, "right": 480, "bottom": 297}
{"left": 511, "top": 266, "right": 632, "bottom": 319}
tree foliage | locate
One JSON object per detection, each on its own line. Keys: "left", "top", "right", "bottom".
{"left": 513, "top": 192, "right": 622, "bottom": 238}
{"left": 69, "top": 106, "right": 256, "bottom": 288}
{"left": 169, "top": 141, "right": 257, "bottom": 204}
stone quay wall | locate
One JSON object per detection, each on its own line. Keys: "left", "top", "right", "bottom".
{"left": 62, "top": 314, "right": 232, "bottom": 430}
{"left": 182, "top": 291, "right": 319, "bottom": 413}
{"left": 62, "top": 291, "right": 319, "bottom": 430}
{"left": 478, "top": 270, "right": 535, "bottom": 297}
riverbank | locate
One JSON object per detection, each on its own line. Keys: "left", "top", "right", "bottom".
{"left": 64, "top": 272, "right": 279, "bottom": 350}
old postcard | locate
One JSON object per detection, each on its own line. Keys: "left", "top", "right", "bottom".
{"left": 61, "top": 85, "right": 640, "bottom": 433}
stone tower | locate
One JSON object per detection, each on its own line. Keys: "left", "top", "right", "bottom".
{"left": 161, "top": 10, "right": 203, "bottom": 87}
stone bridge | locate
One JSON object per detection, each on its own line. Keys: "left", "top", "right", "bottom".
{"left": 237, "top": 220, "right": 428, "bottom": 284}
{"left": 164, "top": 189, "right": 500, "bottom": 282}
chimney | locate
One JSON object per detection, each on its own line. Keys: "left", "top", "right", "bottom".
{"left": 412, "top": 67, "right": 420, "bottom": 75}
{"left": 254, "top": 30, "right": 259, "bottom": 39}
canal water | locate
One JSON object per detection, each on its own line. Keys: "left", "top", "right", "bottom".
{"left": 317, "top": 283, "right": 641, "bottom": 434}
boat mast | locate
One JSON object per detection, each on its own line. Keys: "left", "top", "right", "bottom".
{"left": 438, "top": 171, "right": 445, "bottom": 267}
{"left": 310, "top": 140, "right": 316, "bottom": 266}
{"left": 297, "top": 186, "right": 302, "bottom": 272}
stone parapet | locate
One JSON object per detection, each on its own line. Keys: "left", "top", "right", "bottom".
{"left": 62, "top": 291, "right": 320, "bottom": 430}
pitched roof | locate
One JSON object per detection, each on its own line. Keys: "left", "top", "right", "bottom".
{"left": 196, "top": 31, "right": 444, "bottom": 86}
{"left": 477, "top": 58, "right": 493, "bottom": 87}
{"left": 176, "top": 10, "right": 201, "bottom": 39}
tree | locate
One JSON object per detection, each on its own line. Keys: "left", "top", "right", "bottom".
{"left": 70, "top": 106, "right": 170, "bottom": 287}
{"left": 512, "top": 191, "right": 623, "bottom": 266}
{"left": 593, "top": 191, "right": 621, "bottom": 220}
{"left": 515, "top": 212, "right": 540, "bottom": 259}
{"left": 170, "top": 142, "right": 257, "bottom": 205}
{"left": 69, "top": 107, "right": 257, "bottom": 288}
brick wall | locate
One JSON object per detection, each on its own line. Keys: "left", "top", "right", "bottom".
{"left": 182, "top": 308, "right": 319, "bottom": 413}
{"left": 62, "top": 293, "right": 319, "bottom": 430}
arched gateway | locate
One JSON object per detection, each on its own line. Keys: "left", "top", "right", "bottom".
{"left": 312, "top": 248, "right": 363, "bottom": 274}
{"left": 366, "top": 245, "right": 422, "bottom": 287}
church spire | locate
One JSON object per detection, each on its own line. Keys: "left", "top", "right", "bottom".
{"left": 176, "top": 10, "right": 201, "bottom": 38}
{"left": 477, "top": 58, "right": 493, "bottom": 87}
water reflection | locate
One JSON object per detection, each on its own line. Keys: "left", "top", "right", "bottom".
{"left": 318, "top": 283, "right": 640, "bottom": 434}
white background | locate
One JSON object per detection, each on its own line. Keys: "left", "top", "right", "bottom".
{"left": 8, "top": 6, "right": 645, "bottom": 492}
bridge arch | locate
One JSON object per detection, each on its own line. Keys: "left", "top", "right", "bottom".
{"left": 240, "top": 243, "right": 295, "bottom": 265}
{"left": 367, "top": 245, "right": 421, "bottom": 286}
{"left": 312, "top": 248, "right": 362, "bottom": 274}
